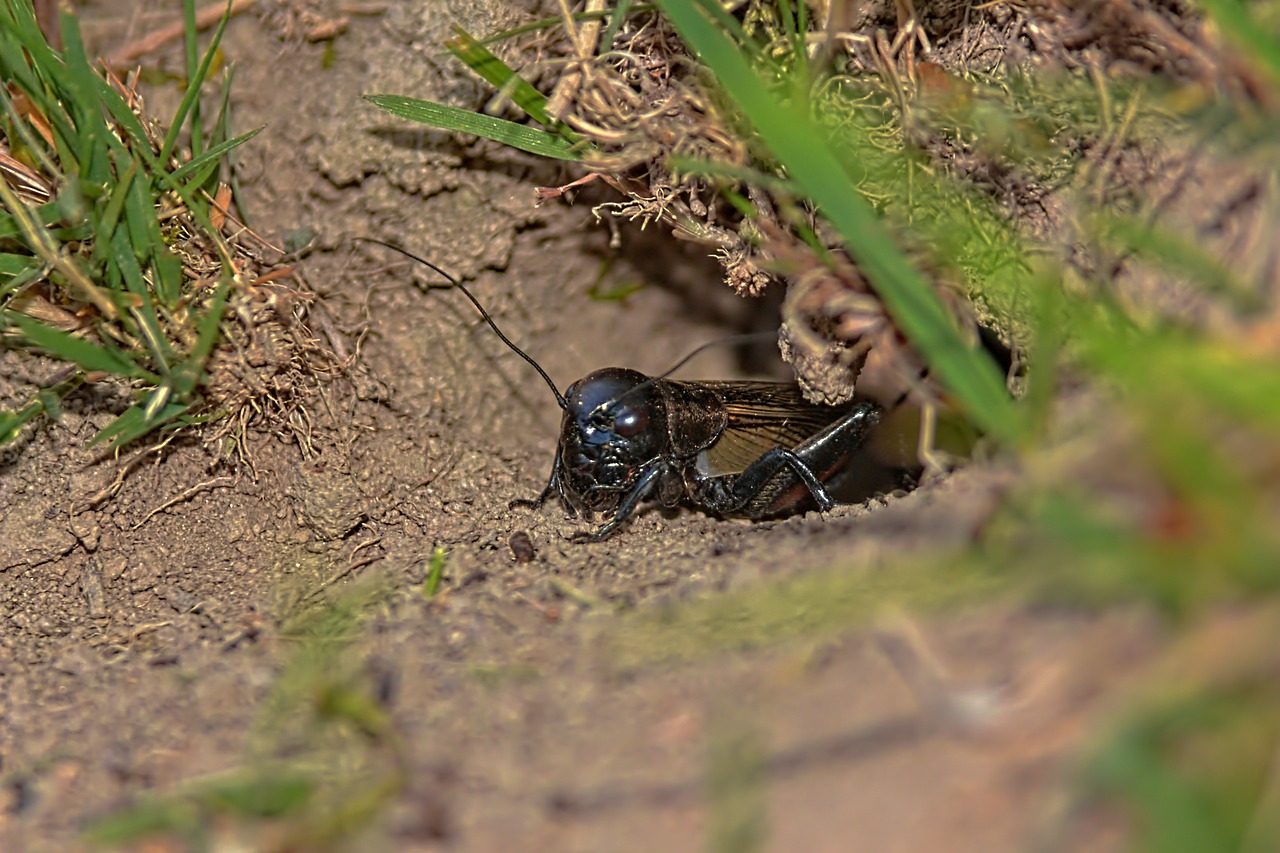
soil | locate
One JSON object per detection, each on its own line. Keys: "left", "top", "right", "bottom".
{"left": 0, "top": 2, "right": 1250, "bottom": 851}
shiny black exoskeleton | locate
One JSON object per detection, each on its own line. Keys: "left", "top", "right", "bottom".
{"left": 364, "top": 240, "right": 884, "bottom": 542}
{"left": 519, "top": 367, "right": 882, "bottom": 541}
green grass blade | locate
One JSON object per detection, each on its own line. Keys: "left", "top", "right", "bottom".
{"left": 0, "top": 61, "right": 63, "bottom": 179}
{"left": 684, "top": 0, "right": 758, "bottom": 61}
{"left": 152, "top": 241, "right": 184, "bottom": 310}
{"left": 183, "top": 0, "right": 205, "bottom": 157}
{"left": 0, "top": 179, "right": 115, "bottom": 318}
{"left": 0, "top": 202, "right": 91, "bottom": 240}
{"left": 159, "top": 0, "right": 234, "bottom": 166}
{"left": 2, "top": 6, "right": 85, "bottom": 162}
{"left": 5, "top": 311, "right": 151, "bottom": 379}
{"left": 178, "top": 161, "right": 220, "bottom": 198}
{"left": 207, "top": 66, "right": 243, "bottom": 215}
{"left": 211, "top": 65, "right": 236, "bottom": 148}
{"left": 363, "top": 94, "right": 585, "bottom": 161}
{"left": 122, "top": 154, "right": 181, "bottom": 303}
{"left": 90, "top": 399, "right": 192, "bottom": 449}
{"left": 170, "top": 126, "right": 264, "bottom": 184}
{"left": 0, "top": 403, "right": 41, "bottom": 444}
{"left": 0, "top": 6, "right": 46, "bottom": 97}
{"left": 0, "top": 252, "right": 39, "bottom": 277}
{"left": 0, "top": 261, "right": 47, "bottom": 303}
{"left": 58, "top": 12, "right": 123, "bottom": 183}
{"left": 0, "top": 370, "right": 79, "bottom": 446}
{"left": 90, "top": 72, "right": 166, "bottom": 172}
{"left": 653, "top": 0, "right": 1020, "bottom": 441}
{"left": 110, "top": 228, "right": 174, "bottom": 371}
{"left": 779, "top": 0, "right": 808, "bottom": 82}
{"left": 446, "top": 28, "right": 557, "bottom": 129}
{"left": 121, "top": 163, "right": 158, "bottom": 260}
{"left": 142, "top": 383, "right": 173, "bottom": 421}
{"left": 92, "top": 155, "right": 137, "bottom": 269}
{"left": 423, "top": 547, "right": 446, "bottom": 597}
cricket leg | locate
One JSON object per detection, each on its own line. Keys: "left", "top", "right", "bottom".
{"left": 579, "top": 462, "right": 668, "bottom": 542}
{"left": 510, "top": 446, "right": 577, "bottom": 517}
{"left": 700, "top": 401, "right": 883, "bottom": 517}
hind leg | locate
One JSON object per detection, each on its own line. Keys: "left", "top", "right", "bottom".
{"left": 696, "top": 401, "right": 883, "bottom": 517}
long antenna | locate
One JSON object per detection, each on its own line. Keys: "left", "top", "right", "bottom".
{"left": 359, "top": 238, "right": 567, "bottom": 409}
{"left": 653, "top": 331, "right": 776, "bottom": 380}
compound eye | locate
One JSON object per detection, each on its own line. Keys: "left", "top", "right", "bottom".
{"left": 612, "top": 405, "right": 648, "bottom": 438}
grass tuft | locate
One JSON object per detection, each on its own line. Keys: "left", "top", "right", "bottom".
{"left": 0, "top": 0, "right": 291, "bottom": 451}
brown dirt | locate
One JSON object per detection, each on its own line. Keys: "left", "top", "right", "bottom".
{"left": 0, "top": 2, "right": 1243, "bottom": 851}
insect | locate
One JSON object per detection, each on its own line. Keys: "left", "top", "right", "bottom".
{"left": 367, "top": 240, "right": 884, "bottom": 542}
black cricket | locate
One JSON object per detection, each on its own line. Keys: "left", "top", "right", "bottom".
{"left": 368, "top": 241, "right": 883, "bottom": 542}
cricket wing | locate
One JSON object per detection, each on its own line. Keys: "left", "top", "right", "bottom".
{"left": 675, "top": 381, "right": 845, "bottom": 476}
